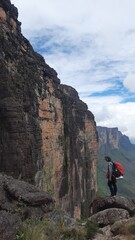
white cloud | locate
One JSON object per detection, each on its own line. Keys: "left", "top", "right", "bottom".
{"left": 12, "top": 0, "right": 135, "bottom": 34}
{"left": 11, "top": 0, "right": 135, "bottom": 142}
{"left": 82, "top": 96, "right": 135, "bottom": 141}
{"left": 123, "top": 74, "right": 135, "bottom": 92}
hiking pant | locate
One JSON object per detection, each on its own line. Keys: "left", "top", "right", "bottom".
{"left": 108, "top": 176, "right": 117, "bottom": 196}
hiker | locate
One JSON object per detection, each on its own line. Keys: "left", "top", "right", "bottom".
{"left": 105, "top": 156, "right": 117, "bottom": 196}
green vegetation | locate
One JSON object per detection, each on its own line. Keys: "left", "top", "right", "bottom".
{"left": 128, "top": 222, "right": 135, "bottom": 235}
{"left": 16, "top": 218, "right": 99, "bottom": 240}
{"left": 111, "top": 218, "right": 135, "bottom": 240}
{"left": 16, "top": 219, "right": 45, "bottom": 240}
{"left": 85, "top": 220, "right": 99, "bottom": 239}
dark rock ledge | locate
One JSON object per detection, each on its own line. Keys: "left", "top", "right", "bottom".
{"left": 0, "top": 175, "right": 54, "bottom": 240}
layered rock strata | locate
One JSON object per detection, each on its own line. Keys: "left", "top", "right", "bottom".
{"left": 0, "top": 0, "right": 98, "bottom": 218}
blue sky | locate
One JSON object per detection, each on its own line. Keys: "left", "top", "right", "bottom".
{"left": 12, "top": 0, "right": 135, "bottom": 143}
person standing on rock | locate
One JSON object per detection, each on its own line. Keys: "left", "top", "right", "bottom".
{"left": 105, "top": 156, "right": 117, "bottom": 196}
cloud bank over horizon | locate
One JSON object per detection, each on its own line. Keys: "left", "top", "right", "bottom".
{"left": 12, "top": 0, "right": 135, "bottom": 143}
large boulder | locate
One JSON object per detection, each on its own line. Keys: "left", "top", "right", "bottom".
{"left": 0, "top": 176, "right": 54, "bottom": 215}
{"left": 89, "top": 208, "right": 129, "bottom": 227}
{"left": 0, "top": 175, "right": 54, "bottom": 240}
{"left": 90, "top": 196, "right": 135, "bottom": 216}
{"left": 4, "top": 176, "right": 53, "bottom": 205}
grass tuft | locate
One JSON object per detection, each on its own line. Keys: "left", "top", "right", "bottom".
{"left": 16, "top": 218, "right": 87, "bottom": 240}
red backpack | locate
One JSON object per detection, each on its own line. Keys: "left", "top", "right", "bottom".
{"left": 106, "top": 161, "right": 124, "bottom": 178}
{"left": 113, "top": 162, "right": 124, "bottom": 177}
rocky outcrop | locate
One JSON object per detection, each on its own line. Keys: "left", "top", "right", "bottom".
{"left": 89, "top": 208, "right": 129, "bottom": 226}
{"left": 0, "top": 175, "right": 54, "bottom": 240}
{"left": 89, "top": 196, "right": 135, "bottom": 227}
{"left": 90, "top": 196, "right": 135, "bottom": 216}
{"left": 0, "top": 0, "right": 98, "bottom": 218}
{"left": 0, "top": 175, "right": 54, "bottom": 215}
{"left": 89, "top": 196, "right": 135, "bottom": 240}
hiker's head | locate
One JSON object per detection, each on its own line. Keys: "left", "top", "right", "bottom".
{"left": 105, "top": 156, "right": 112, "bottom": 162}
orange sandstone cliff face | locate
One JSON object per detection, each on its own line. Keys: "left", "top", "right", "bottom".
{"left": 0, "top": 0, "right": 98, "bottom": 218}
{"left": 38, "top": 82, "right": 98, "bottom": 218}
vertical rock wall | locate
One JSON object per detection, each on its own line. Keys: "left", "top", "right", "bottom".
{"left": 0, "top": 0, "right": 98, "bottom": 218}
{"left": 38, "top": 83, "right": 98, "bottom": 217}
{"left": 0, "top": 0, "right": 43, "bottom": 183}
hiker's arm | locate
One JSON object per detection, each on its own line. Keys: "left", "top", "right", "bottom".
{"left": 108, "top": 163, "right": 113, "bottom": 181}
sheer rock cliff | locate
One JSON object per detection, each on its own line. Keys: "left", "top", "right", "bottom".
{"left": 97, "top": 126, "right": 135, "bottom": 150}
{"left": 0, "top": 0, "right": 98, "bottom": 218}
